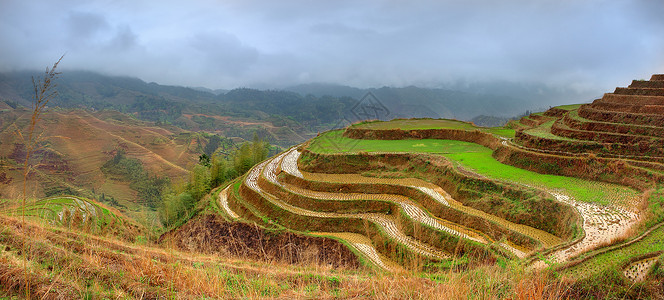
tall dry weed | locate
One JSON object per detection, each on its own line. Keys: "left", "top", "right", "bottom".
{"left": 12, "top": 55, "right": 64, "bottom": 298}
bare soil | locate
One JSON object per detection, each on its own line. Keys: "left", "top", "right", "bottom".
{"left": 161, "top": 213, "right": 361, "bottom": 269}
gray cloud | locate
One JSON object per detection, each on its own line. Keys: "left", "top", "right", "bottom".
{"left": 65, "top": 11, "right": 110, "bottom": 43}
{"left": 0, "top": 0, "right": 663, "bottom": 93}
{"left": 189, "top": 31, "right": 259, "bottom": 76}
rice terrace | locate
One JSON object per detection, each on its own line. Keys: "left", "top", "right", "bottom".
{"left": 2, "top": 69, "right": 664, "bottom": 298}
{"left": 2, "top": 1, "right": 664, "bottom": 297}
{"left": 209, "top": 75, "right": 664, "bottom": 297}
{"left": 0, "top": 50, "right": 664, "bottom": 299}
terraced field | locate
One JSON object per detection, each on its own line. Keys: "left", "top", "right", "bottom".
{"left": 308, "top": 130, "right": 643, "bottom": 264}
{"left": 229, "top": 147, "right": 543, "bottom": 270}
{"left": 243, "top": 154, "right": 449, "bottom": 270}
{"left": 227, "top": 147, "right": 555, "bottom": 271}
{"left": 210, "top": 75, "right": 664, "bottom": 289}
{"left": 560, "top": 223, "right": 664, "bottom": 281}
{"left": 0, "top": 109, "right": 199, "bottom": 206}
{"left": 355, "top": 118, "right": 516, "bottom": 138}
{"left": 0, "top": 196, "right": 143, "bottom": 240}
{"left": 514, "top": 74, "right": 664, "bottom": 160}
{"left": 230, "top": 134, "right": 652, "bottom": 273}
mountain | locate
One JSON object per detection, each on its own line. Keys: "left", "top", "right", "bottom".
{"left": 0, "top": 71, "right": 344, "bottom": 146}
{"left": 0, "top": 71, "right": 596, "bottom": 149}
{"left": 286, "top": 81, "right": 597, "bottom": 121}
{"left": 189, "top": 86, "right": 229, "bottom": 95}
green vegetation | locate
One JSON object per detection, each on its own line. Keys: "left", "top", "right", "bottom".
{"left": 554, "top": 103, "right": 584, "bottom": 111}
{"left": 353, "top": 119, "right": 516, "bottom": 138}
{"left": 100, "top": 150, "right": 170, "bottom": 208}
{"left": 563, "top": 225, "right": 664, "bottom": 279}
{"left": 309, "top": 130, "right": 638, "bottom": 205}
{"left": 645, "top": 185, "right": 664, "bottom": 227}
{"left": 523, "top": 120, "right": 578, "bottom": 141}
{"left": 159, "top": 135, "right": 270, "bottom": 227}
{"left": 309, "top": 130, "right": 487, "bottom": 154}
{"left": 202, "top": 133, "right": 236, "bottom": 157}
{"left": 445, "top": 151, "right": 637, "bottom": 205}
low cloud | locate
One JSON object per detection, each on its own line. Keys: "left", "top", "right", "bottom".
{"left": 0, "top": 0, "right": 662, "bottom": 93}
{"left": 189, "top": 31, "right": 259, "bottom": 76}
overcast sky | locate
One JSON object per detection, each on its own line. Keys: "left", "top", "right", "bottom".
{"left": 1, "top": 0, "right": 663, "bottom": 92}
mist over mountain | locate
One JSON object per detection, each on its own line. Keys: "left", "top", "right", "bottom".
{"left": 286, "top": 81, "right": 596, "bottom": 120}
{"left": 1, "top": 71, "right": 599, "bottom": 127}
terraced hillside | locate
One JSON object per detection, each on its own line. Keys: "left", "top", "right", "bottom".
{"left": 514, "top": 74, "right": 664, "bottom": 160}
{"left": 0, "top": 196, "right": 143, "bottom": 241}
{"left": 218, "top": 78, "right": 664, "bottom": 289}
{"left": 3, "top": 77, "right": 664, "bottom": 298}
{"left": 0, "top": 108, "right": 202, "bottom": 207}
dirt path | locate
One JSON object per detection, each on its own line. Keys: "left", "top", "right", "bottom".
{"left": 545, "top": 192, "right": 639, "bottom": 264}
{"left": 73, "top": 114, "right": 188, "bottom": 174}
{"left": 218, "top": 187, "right": 238, "bottom": 219}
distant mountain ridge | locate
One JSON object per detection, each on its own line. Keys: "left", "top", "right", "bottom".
{"left": 0, "top": 71, "right": 596, "bottom": 134}
{"left": 285, "top": 82, "right": 597, "bottom": 121}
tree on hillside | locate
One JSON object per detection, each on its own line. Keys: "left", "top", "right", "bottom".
{"left": 251, "top": 132, "right": 269, "bottom": 164}
{"left": 189, "top": 164, "right": 211, "bottom": 200}
{"left": 210, "top": 155, "right": 231, "bottom": 187}
{"left": 158, "top": 132, "right": 271, "bottom": 227}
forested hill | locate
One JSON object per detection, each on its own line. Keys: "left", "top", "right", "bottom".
{"left": 1, "top": 71, "right": 595, "bottom": 143}
{"left": 0, "top": 71, "right": 356, "bottom": 145}
{"left": 285, "top": 82, "right": 597, "bottom": 121}
{"left": 0, "top": 71, "right": 355, "bottom": 125}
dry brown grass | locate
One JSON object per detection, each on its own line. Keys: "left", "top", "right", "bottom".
{"left": 0, "top": 212, "right": 577, "bottom": 299}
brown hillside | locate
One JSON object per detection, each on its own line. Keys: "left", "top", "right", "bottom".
{"left": 0, "top": 108, "right": 198, "bottom": 204}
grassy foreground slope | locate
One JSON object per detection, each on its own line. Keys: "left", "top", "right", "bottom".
{"left": 0, "top": 190, "right": 579, "bottom": 299}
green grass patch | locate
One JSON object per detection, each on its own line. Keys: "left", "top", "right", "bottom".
{"left": 443, "top": 151, "right": 636, "bottom": 205}
{"left": 310, "top": 130, "right": 488, "bottom": 154}
{"left": 554, "top": 104, "right": 583, "bottom": 111}
{"left": 645, "top": 185, "right": 664, "bottom": 227}
{"left": 523, "top": 120, "right": 578, "bottom": 142}
{"left": 484, "top": 128, "right": 516, "bottom": 138}
{"left": 309, "top": 131, "right": 638, "bottom": 205}
{"left": 352, "top": 119, "right": 516, "bottom": 138}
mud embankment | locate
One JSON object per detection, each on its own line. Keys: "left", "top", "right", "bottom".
{"left": 160, "top": 213, "right": 361, "bottom": 269}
